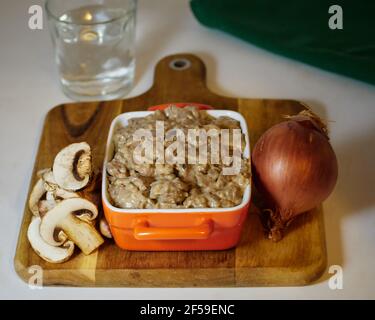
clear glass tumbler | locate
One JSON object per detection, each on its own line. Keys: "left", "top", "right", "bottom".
{"left": 45, "top": 0, "right": 136, "bottom": 101}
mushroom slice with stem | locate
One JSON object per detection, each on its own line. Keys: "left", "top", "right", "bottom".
{"left": 27, "top": 217, "right": 74, "bottom": 263}
{"left": 28, "top": 178, "right": 47, "bottom": 216}
{"left": 39, "top": 198, "right": 104, "bottom": 255}
{"left": 38, "top": 189, "right": 77, "bottom": 241}
{"left": 53, "top": 142, "right": 92, "bottom": 191}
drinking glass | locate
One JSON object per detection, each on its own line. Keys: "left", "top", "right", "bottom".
{"left": 45, "top": 0, "right": 136, "bottom": 101}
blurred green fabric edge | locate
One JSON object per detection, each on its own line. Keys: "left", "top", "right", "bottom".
{"left": 190, "top": 0, "right": 375, "bottom": 86}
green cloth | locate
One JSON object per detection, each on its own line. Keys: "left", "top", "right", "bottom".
{"left": 190, "top": 0, "right": 375, "bottom": 86}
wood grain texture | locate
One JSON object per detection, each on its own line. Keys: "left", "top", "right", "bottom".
{"left": 14, "top": 54, "right": 326, "bottom": 287}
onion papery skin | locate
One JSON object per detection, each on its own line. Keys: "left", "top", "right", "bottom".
{"left": 252, "top": 116, "right": 338, "bottom": 240}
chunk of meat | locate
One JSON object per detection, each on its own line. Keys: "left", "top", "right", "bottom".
{"left": 109, "top": 179, "right": 154, "bottom": 209}
{"left": 149, "top": 178, "right": 189, "bottom": 205}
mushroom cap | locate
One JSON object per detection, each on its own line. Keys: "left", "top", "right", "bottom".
{"left": 27, "top": 217, "right": 74, "bottom": 263}
{"left": 53, "top": 142, "right": 92, "bottom": 191}
{"left": 39, "top": 198, "right": 98, "bottom": 246}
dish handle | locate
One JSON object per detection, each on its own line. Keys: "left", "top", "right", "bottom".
{"left": 133, "top": 219, "right": 213, "bottom": 240}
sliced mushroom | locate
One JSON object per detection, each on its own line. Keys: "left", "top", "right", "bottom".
{"left": 39, "top": 198, "right": 104, "bottom": 255}
{"left": 53, "top": 142, "right": 92, "bottom": 191}
{"left": 27, "top": 217, "right": 74, "bottom": 263}
{"left": 28, "top": 178, "right": 46, "bottom": 216}
{"left": 99, "top": 218, "right": 112, "bottom": 239}
{"left": 30, "top": 179, "right": 79, "bottom": 217}
{"left": 29, "top": 169, "right": 59, "bottom": 217}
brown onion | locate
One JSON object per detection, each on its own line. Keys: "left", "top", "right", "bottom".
{"left": 252, "top": 110, "right": 338, "bottom": 241}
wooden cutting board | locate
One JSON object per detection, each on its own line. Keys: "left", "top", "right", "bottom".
{"left": 14, "top": 54, "right": 327, "bottom": 287}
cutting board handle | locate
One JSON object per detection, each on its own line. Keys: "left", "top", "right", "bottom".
{"left": 137, "top": 53, "right": 237, "bottom": 108}
{"left": 151, "top": 54, "right": 208, "bottom": 93}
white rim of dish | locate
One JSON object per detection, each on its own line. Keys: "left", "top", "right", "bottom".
{"left": 102, "top": 109, "right": 252, "bottom": 214}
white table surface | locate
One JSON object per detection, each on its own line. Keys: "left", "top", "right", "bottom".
{"left": 0, "top": 0, "right": 374, "bottom": 300}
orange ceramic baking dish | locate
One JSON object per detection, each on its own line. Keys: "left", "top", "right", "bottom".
{"left": 102, "top": 103, "right": 251, "bottom": 251}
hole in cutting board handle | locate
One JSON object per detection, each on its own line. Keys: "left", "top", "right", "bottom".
{"left": 169, "top": 58, "right": 191, "bottom": 71}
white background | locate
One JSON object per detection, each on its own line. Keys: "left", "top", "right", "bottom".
{"left": 0, "top": 0, "right": 374, "bottom": 299}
